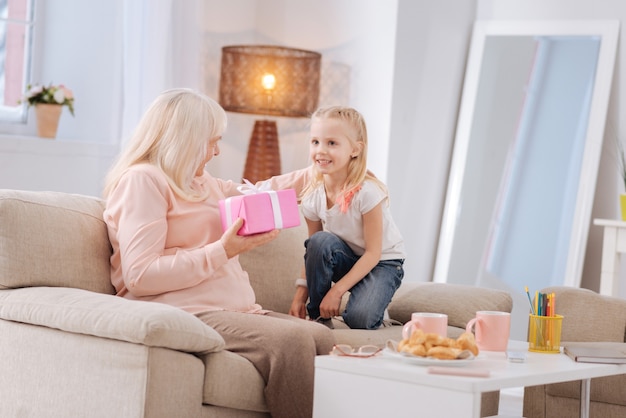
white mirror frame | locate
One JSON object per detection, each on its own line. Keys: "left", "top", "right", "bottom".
{"left": 434, "top": 20, "right": 619, "bottom": 288}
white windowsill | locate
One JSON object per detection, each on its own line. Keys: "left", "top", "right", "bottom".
{"left": 0, "top": 134, "right": 118, "bottom": 157}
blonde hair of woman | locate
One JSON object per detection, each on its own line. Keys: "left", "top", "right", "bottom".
{"left": 103, "top": 88, "right": 227, "bottom": 201}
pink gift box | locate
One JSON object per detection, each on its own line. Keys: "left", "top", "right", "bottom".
{"left": 219, "top": 189, "right": 300, "bottom": 236}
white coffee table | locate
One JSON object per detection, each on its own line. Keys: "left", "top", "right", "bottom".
{"left": 313, "top": 340, "right": 626, "bottom": 418}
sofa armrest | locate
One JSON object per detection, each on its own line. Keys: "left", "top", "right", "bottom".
{"left": 388, "top": 282, "right": 513, "bottom": 329}
{"left": 0, "top": 287, "right": 224, "bottom": 354}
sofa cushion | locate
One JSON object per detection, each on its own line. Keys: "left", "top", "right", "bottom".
{"left": 0, "top": 287, "right": 225, "bottom": 354}
{"left": 0, "top": 189, "right": 114, "bottom": 294}
{"left": 332, "top": 322, "right": 404, "bottom": 347}
{"left": 242, "top": 210, "right": 308, "bottom": 314}
{"left": 200, "top": 349, "right": 268, "bottom": 412}
{"left": 389, "top": 282, "right": 513, "bottom": 328}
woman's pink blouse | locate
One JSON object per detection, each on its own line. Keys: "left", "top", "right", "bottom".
{"left": 103, "top": 164, "right": 310, "bottom": 314}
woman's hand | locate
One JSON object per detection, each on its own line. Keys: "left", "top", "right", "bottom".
{"left": 220, "top": 218, "right": 279, "bottom": 258}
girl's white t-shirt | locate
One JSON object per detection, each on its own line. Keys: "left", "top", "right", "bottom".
{"left": 300, "top": 180, "right": 406, "bottom": 260}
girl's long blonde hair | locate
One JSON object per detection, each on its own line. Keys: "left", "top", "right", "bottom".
{"left": 103, "top": 88, "right": 227, "bottom": 202}
{"left": 302, "top": 105, "right": 387, "bottom": 204}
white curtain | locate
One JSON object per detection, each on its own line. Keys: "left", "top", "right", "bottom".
{"left": 120, "top": 0, "right": 202, "bottom": 146}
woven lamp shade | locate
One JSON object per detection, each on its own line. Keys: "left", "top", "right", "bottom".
{"left": 219, "top": 45, "right": 321, "bottom": 117}
{"left": 218, "top": 45, "right": 321, "bottom": 182}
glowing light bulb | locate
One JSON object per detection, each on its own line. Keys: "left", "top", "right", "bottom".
{"left": 261, "top": 73, "right": 276, "bottom": 91}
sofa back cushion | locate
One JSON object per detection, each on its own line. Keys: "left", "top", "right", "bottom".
{"left": 541, "top": 286, "right": 626, "bottom": 342}
{"left": 0, "top": 189, "right": 115, "bottom": 294}
{"left": 241, "top": 210, "right": 308, "bottom": 314}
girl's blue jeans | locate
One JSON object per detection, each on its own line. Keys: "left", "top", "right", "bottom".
{"left": 304, "top": 231, "right": 404, "bottom": 329}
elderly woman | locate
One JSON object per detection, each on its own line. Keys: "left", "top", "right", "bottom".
{"left": 102, "top": 88, "right": 334, "bottom": 418}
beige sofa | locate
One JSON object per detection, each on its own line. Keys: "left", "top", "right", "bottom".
{"left": 523, "top": 286, "right": 626, "bottom": 418}
{"left": 0, "top": 189, "right": 512, "bottom": 417}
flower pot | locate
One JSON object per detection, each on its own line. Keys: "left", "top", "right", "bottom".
{"left": 35, "top": 104, "right": 63, "bottom": 138}
{"left": 620, "top": 194, "right": 626, "bottom": 221}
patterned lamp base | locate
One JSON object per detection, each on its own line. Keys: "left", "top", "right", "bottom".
{"left": 243, "top": 120, "right": 281, "bottom": 183}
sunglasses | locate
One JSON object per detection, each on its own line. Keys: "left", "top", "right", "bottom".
{"left": 330, "top": 344, "right": 383, "bottom": 358}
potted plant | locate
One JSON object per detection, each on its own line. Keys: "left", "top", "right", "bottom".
{"left": 20, "top": 83, "right": 75, "bottom": 138}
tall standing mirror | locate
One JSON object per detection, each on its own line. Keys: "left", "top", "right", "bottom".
{"left": 434, "top": 20, "right": 619, "bottom": 335}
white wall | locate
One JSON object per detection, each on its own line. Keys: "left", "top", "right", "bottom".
{"left": 0, "top": 136, "right": 117, "bottom": 196}
{"left": 201, "top": 0, "right": 399, "bottom": 185}
{"left": 387, "top": 0, "right": 477, "bottom": 284}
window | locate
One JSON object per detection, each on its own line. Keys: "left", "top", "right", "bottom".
{"left": 0, "top": 0, "right": 33, "bottom": 123}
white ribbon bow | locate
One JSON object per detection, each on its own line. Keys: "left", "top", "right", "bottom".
{"left": 224, "top": 179, "right": 283, "bottom": 230}
{"left": 236, "top": 178, "right": 273, "bottom": 195}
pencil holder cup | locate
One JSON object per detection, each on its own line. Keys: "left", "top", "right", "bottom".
{"left": 528, "top": 314, "right": 563, "bottom": 353}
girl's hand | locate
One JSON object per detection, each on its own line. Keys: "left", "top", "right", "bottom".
{"left": 289, "top": 286, "right": 309, "bottom": 318}
{"left": 319, "top": 288, "right": 343, "bottom": 318}
{"left": 220, "top": 218, "right": 279, "bottom": 258}
{"left": 289, "top": 299, "right": 307, "bottom": 319}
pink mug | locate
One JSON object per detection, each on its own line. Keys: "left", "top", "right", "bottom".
{"left": 402, "top": 312, "right": 448, "bottom": 339}
{"left": 465, "top": 311, "right": 511, "bottom": 351}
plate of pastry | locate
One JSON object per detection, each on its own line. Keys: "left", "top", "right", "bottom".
{"left": 383, "top": 331, "right": 479, "bottom": 367}
{"left": 383, "top": 346, "right": 475, "bottom": 367}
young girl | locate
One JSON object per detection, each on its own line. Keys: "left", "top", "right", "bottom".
{"left": 289, "top": 106, "right": 406, "bottom": 329}
{"left": 102, "top": 88, "right": 333, "bottom": 418}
